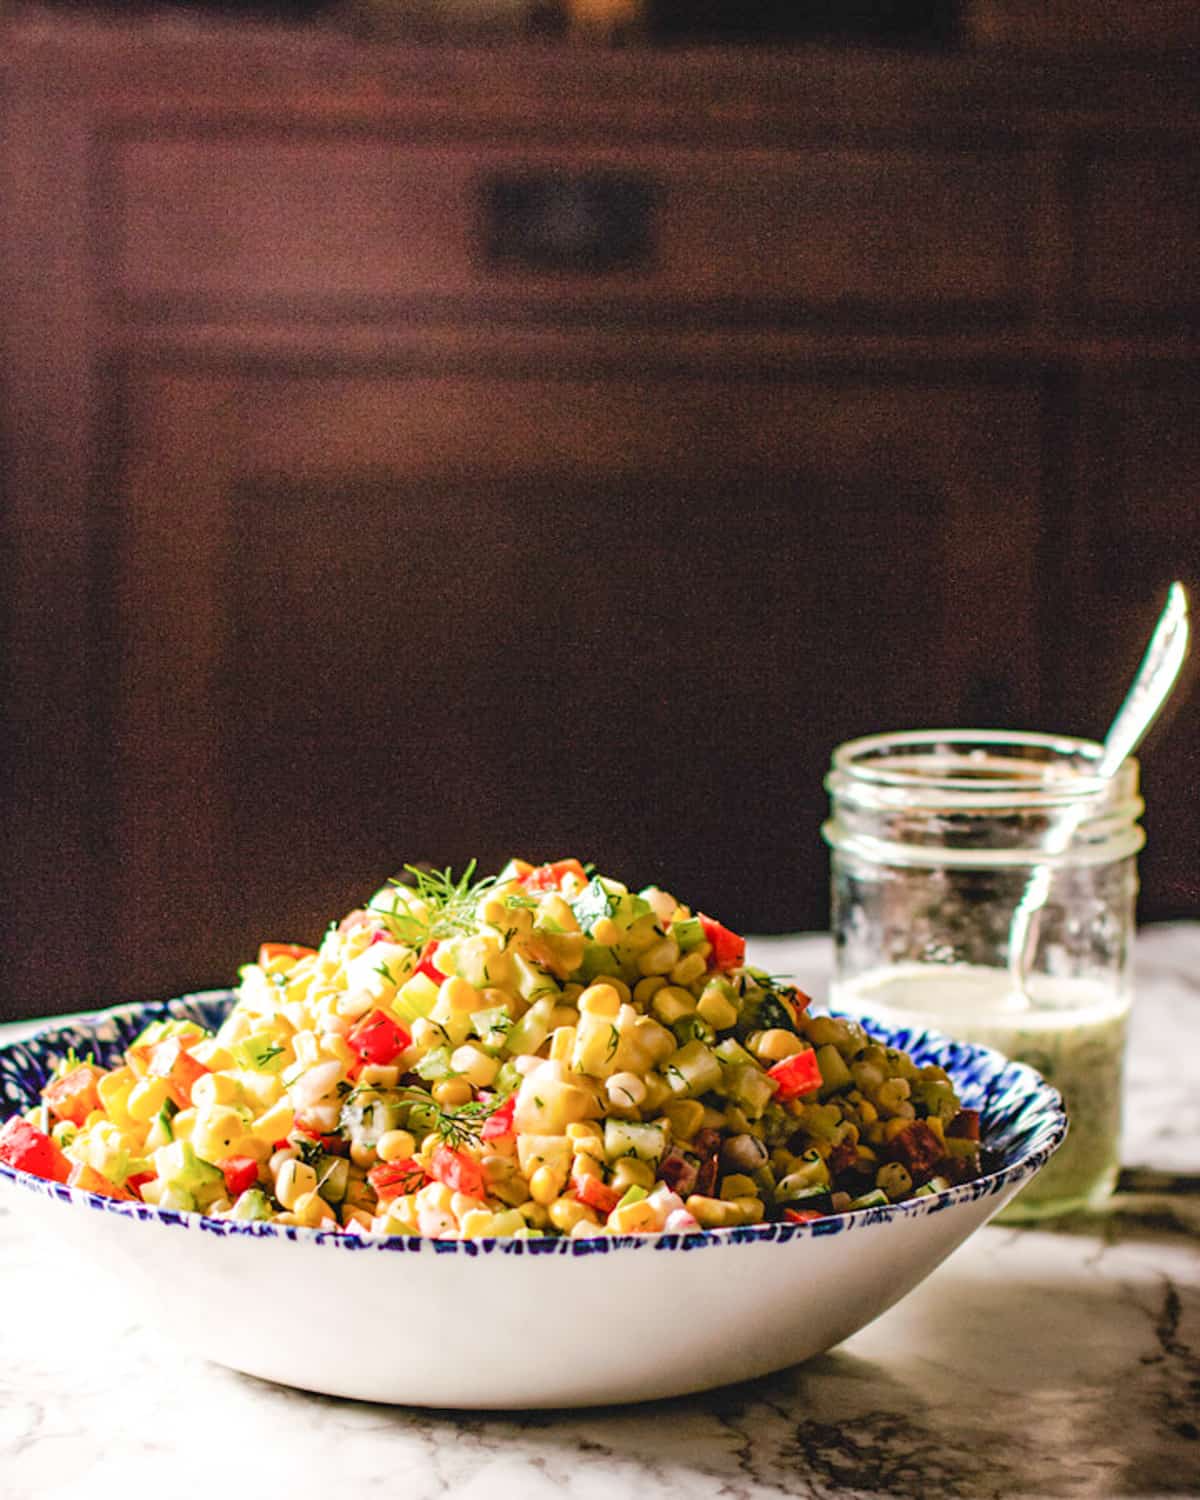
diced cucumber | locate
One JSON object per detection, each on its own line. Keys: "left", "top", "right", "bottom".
{"left": 339, "top": 1088, "right": 407, "bottom": 1146}
{"left": 414, "top": 1046, "right": 454, "bottom": 1082}
{"left": 725, "top": 1065, "right": 777, "bottom": 1120}
{"left": 672, "top": 1015, "right": 717, "bottom": 1047}
{"left": 663, "top": 1040, "right": 723, "bottom": 1099}
{"left": 847, "top": 1188, "right": 890, "bottom": 1210}
{"left": 604, "top": 1119, "right": 667, "bottom": 1165}
{"left": 471, "top": 1005, "right": 512, "bottom": 1053}
{"left": 579, "top": 942, "right": 624, "bottom": 983}
{"left": 230, "top": 1188, "right": 273, "bottom": 1221}
{"left": 714, "top": 1037, "right": 756, "bottom": 1069}
{"left": 670, "top": 916, "right": 706, "bottom": 951}
{"left": 776, "top": 1150, "right": 831, "bottom": 1197}
{"left": 504, "top": 997, "right": 556, "bottom": 1056}
{"left": 230, "top": 1031, "right": 288, "bottom": 1073}
{"left": 816, "top": 1044, "right": 852, "bottom": 1096}
{"left": 314, "top": 1153, "right": 349, "bottom": 1204}
{"left": 615, "top": 1184, "right": 649, "bottom": 1209}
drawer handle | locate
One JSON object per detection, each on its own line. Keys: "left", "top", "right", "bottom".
{"left": 480, "top": 169, "right": 656, "bottom": 273}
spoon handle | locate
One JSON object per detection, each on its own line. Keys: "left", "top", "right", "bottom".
{"left": 1008, "top": 581, "right": 1190, "bottom": 996}
{"left": 1097, "top": 580, "right": 1190, "bottom": 777}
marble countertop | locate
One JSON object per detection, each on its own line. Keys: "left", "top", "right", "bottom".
{"left": 2, "top": 926, "right": 1197, "bottom": 1500}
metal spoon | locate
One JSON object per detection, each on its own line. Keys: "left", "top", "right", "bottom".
{"left": 1007, "top": 580, "right": 1191, "bottom": 997}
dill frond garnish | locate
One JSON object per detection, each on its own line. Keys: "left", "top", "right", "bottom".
{"left": 375, "top": 861, "right": 497, "bottom": 949}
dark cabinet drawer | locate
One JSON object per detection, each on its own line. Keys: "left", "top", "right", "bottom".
{"left": 112, "top": 133, "right": 1031, "bottom": 319}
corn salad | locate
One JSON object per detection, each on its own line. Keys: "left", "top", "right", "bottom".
{"left": 3, "top": 859, "right": 984, "bottom": 1238}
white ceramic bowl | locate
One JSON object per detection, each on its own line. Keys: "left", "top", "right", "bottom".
{"left": 0, "top": 991, "right": 1066, "bottom": 1408}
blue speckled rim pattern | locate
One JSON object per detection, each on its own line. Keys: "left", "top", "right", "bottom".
{"left": 0, "top": 991, "right": 1067, "bottom": 1256}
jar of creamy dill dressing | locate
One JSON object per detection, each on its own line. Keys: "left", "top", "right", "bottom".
{"left": 823, "top": 730, "right": 1144, "bottom": 1220}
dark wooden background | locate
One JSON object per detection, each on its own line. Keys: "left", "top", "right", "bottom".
{"left": 1, "top": 15, "right": 1196, "bottom": 1020}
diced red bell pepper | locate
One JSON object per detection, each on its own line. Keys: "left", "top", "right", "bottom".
{"left": 290, "top": 1119, "right": 345, "bottom": 1153}
{"left": 429, "top": 1144, "right": 486, "bottom": 1201}
{"left": 413, "top": 940, "right": 447, "bottom": 984}
{"left": 518, "top": 859, "right": 589, "bottom": 893}
{"left": 0, "top": 1115, "right": 71, "bottom": 1183}
{"left": 767, "top": 1048, "right": 823, "bottom": 1101}
{"left": 480, "top": 1094, "right": 517, "bottom": 1142}
{"left": 125, "top": 1170, "right": 156, "bottom": 1197}
{"left": 258, "top": 942, "right": 316, "bottom": 967}
{"left": 368, "top": 1158, "right": 426, "bottom": 1202}
{"left": 947, "top": 1108, "right": 981, "bottom": 1142}
{"left": 43, "top": 1063, "right": 105, "bottom": 1127}
{"left": 147, "top": 1036, "right": 211, "bottom": 1110}
{"left": 572, "top": 1169, "right": 620, "bottom": 1216}
{"left": 220, "top": 1156, "right": 261, "bottom": 1197}
{"left": 698, "top": 914, "right": 746, "bottom": 971}
{"left": 346, "top": 1009, "right": 412, "bottom": 1067}
{"left": 67, "top": 1162, "right": 134, "bottom": 1200}
{"left": 783, "top": 1208, "right": 825, "bottom": 1224}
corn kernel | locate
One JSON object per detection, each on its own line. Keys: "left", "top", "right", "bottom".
{"left": 549, "top": 1197, "right": 598, "bottom": 1234}
{"left": 925, "top": 1115, "right": 946, "bottom": 1145}
{"left": 341, "top": 1206, "right": 375, "bottom": 1232}
{"left": 191, "top": 1072, "right": 242, "bottom": 1110}
{"left": 539, "top": 895, "right": 579, "bottom": 933}
{"left": 335, "top": 988, "right": 375, "bottom": 1021}
{"left": 449, "top": 1044, "right": 500, "bottom": 1088}
{"left": 252, "top": 1098, "right": 294, "bottom": 1144}
{"left": 292, "top": 1190, "right": 334, "bottom": 1228}
{"left": 607, "top": 1199, "right": 660, "bottom": 1234}
{"left": 440, "top": 976, "right": 482, "bottom": 1013}
{"left": 548, "top": 1026, "right": 577, "bottom": 1063}
{"left": 350, "top": 1140, "right": 378, "bottom": 1169}
{"left": 696, "top": 989, "right": 739, "bottom": 1031}
{"left": 633, "top": 975, "right": 667, "bottom": 1006}
{"left": 749, "top": 1027, "right": 805, "bottom": 1062}
{"left": 578, "top": 983, "right": 621, "bottom": 1018}
{"left": 377, "top": 1129, "right": 417, "bottom": 1164}
{"left": 728, "top": 1196, "right": 765, "bottom": 1225}
{"left": 662, "top": 1099, "right": 706, "bottom": 1141}
{"left": 610, "top": 1157, "right": 655, "bottom": 1193}
{"left": 719, "top": 1173, "right": 759, "bottom": 1200}
{"left": 529, "top": 1166, "right": 562, "bottom": 1205}
{"left": 127, "top": 1077, "right": 171, "bottom": 1123}
{"left": 669, "top": 951, "right": 708, "bottom": 988}
{"left": 637, "top": 936, "right": 680, "bottom": 977}
{"left": 685, "top": 1194, "right": 735, "bottom": 1228}
{"left": 591, "top": 917, "right": 622, "bottom": 947}
{"left": 460, "top": 1208, "right": 496, "bottom": 1238}
{"left": 650, "top": 986, "right": 697, "bottom": 1025}
{"left": 432, "top": 1077, "right": 473, "bottom": 1108}
{"left": 605, "top": 1071, "right": 647, "bottom": 1109}
{"left": 319, "top": 1033, "right": 356, "bottom": 1069}
{"left": 518, "top": 1200, "right": 550, "bottom": 1229}
{"left": 96, "top": 1069, "right": 135, "bottom": 1127}
{"left": 276, "top": 1157, "right": 318, "bottom": 1210}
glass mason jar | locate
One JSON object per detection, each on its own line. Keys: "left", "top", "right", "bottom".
{"left": 823, "top": 730, "right": 1144, "bottom": 1220}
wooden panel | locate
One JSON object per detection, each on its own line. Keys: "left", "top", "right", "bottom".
{"left": 103, "top": 355, "right": 1043, "bottom": 1005}
{"left": 1063, "top": 372, "right": 1200, "bottom": 920}
{"left": 111, "top": 134, "right": 1031, "bottom": 319}
{"left": 1074, "top": 147, "right": 1200, "bottom": 325}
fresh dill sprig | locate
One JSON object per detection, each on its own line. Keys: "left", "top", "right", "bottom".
{"left": 376, "top": 861, "right": 497, "bottom": 948}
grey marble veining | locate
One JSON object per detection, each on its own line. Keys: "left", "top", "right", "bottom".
{"left": 1, "top": 925, "right": 1197, "bottom": 1500}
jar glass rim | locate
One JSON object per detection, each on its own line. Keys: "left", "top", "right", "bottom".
{"left": 828, "top": 729, "right": 1139, "bottom": 807}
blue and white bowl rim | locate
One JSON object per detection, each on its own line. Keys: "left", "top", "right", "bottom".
{"left": 0, "top": 990, "right": 1068, "bottom": 1257}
